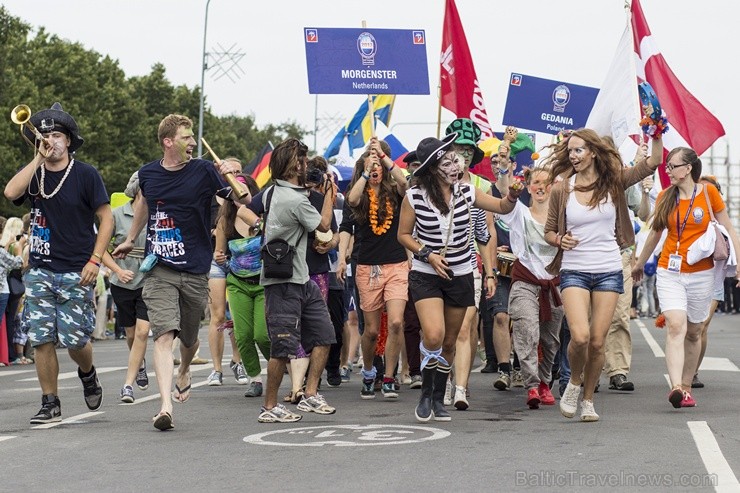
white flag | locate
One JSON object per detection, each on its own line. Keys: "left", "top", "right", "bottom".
{"left": 585, "top": 21, "right": 641, "bottom": 147}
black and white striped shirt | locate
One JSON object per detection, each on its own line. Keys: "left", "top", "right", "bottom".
{"left": 469, "top": 207, "right": 491, "bottom": 271}
{"left": 407, "top": 183, "right": 476, "bottom": 276}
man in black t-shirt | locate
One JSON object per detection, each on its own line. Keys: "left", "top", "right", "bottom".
{"left": 113, "top": 114, "right": 249, "bottom": 431}
{"left": 4, "top": 103, "right": 113, "bottom": 425}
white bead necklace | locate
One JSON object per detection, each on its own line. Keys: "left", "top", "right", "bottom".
{"left": 39, "top": 159, "right": 75, "bottom": 199}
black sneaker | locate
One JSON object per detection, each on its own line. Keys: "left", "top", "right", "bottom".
{"left": 326, "top": 373, "right": 342, "bottom": 388}
{"left": 30, "top": 394, "right": 61, "bottom": 424}
{"left": 79, "top": 366, "right": 104, "bottom": 411}
{"left": 480, "top": 360, "right": 497, "bottom": 374}
{"left": 361, "top": 378, "right": 376, "bottom": 399}
{"left": 136, "top": 359, "right": 149, "bottom": 391}
{"left": 608, "top": 374, "right": 634, "bottom": 391}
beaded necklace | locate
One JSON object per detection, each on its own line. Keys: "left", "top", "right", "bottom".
{"left": 39, "top": 159, "right": 75, "bottom": 199}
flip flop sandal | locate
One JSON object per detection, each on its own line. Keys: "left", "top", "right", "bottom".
{"left": 172, "top": 375, "right": 192, "bottom": 403}
{"left": 153, "top": 412, "right": 174, "bottom": 431}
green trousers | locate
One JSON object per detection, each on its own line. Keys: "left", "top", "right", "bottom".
{"left": 226, "top": 274, "right": 270, "bottom": 378}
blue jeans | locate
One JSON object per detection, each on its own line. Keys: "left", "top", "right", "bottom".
{"left": 560, "top": 269, "right": 624, "bottom": 294}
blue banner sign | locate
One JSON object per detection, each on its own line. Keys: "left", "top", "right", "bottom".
{"left": 304, "top": 27, "right": 430, "bottom": 95}
{"left": 502, "top": 73, "right": 598, "bottom": 135}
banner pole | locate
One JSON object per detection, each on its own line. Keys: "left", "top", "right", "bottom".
{"left": 360, "top": 20, "right": 377, "bottom": 138}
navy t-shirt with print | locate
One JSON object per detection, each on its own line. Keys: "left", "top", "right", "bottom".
{"left": 16, "top": 160, "right": 109, "bottom": 273}
{"left": 138, "top": 158, "right": 226, "bottom": 274}
{"left": 306, "top": 190, "right": 338, "bottom": 275}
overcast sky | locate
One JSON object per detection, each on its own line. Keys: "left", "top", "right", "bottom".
{"left": 4, "top": 0, "right": 737, "bottom": 162}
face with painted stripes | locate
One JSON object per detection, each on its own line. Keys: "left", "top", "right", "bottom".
{"left": 436, "top": 150, "right": 463, "bottom": 186}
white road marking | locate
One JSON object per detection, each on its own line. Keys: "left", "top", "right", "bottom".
{"left": 0, "top": 435, "right": 17, "bottom": 442}
{"left": 687, "top": 421, "right": 740, "bottom": 492}
{"left": 31, "top": 411, "right": 104, "bottom": 429}
{"left": 0, "top": 369, "right": 36, "bottom": 378}
{"left": 18, "top": 366, "right": 127, "bottom": 382}
{"left": 699, "top": 357, "right": 739, "bottom": 372}
{"left": 635, "top": 319, "right": 665, "bottom": 357}
{"left": 125, "top": 380, "right": 210, "bottom": 405}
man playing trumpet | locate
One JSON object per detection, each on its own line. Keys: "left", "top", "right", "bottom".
{"left": 5, "top": 102, "right": 113, "bottom": 425}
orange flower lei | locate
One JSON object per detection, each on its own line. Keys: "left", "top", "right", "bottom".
{"left": 367, "top": 187, "right": 393, "bottom": 235}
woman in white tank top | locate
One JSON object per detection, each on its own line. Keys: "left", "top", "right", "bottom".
{"left": 543, "top": 128, "right": 662, "bottom": 422}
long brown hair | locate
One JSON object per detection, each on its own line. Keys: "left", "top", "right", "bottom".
{"left": 545, "top": 128, "right": 623, "bottom": 208}
{"left": 348, "top": 141, "right": 398, "bottom": 225}
{"left": 217, "top": 174, "right": 260, "bottom": 238}
{"left": 651, "top": 147, "right": 702, "bottom": 232}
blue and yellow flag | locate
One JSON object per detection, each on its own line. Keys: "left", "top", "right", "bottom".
{"left": 323, "top": 95, "right": 395, "bottom": 158}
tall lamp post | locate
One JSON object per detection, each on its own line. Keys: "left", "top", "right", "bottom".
{"left": 197, "top": 0, "right": 212, "bottom": 158}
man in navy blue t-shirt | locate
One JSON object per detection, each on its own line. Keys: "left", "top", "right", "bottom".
{"left": 4, "top": 102, "right": 113, "bottom": 425}
{"left": 112, "top": 114, "right": 250, "bottom": 431}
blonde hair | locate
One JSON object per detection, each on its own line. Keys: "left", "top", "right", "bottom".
{"left": 157, "top": 114, "right": 193, "bottom": 148}
{"left": 0, "top": 217, "right": 23, "bottom": 248}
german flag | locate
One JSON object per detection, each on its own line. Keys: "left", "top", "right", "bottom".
{"left": 244, "top": 143, "right": 273, "bottom": 189}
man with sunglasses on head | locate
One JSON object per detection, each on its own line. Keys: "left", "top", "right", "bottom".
{"left": 249, "top": 139, "right": 337, "bottom": 423}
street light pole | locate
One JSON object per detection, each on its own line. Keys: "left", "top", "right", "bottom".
{"left": 197, "top": 0, "right": 212, "bottom": 158}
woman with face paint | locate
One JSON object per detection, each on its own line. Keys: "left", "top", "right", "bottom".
{"left": 543, "top": 128, "right": 662, "bottom": 422}
{"left": 495, "top": 166, "right": 563, "bottom": 410}
{"left": 346, "top": 138, "right": 410, "bottom": 400}
{"left": 632, "top": 150, "right": 740, "bottom": 409}
{"left": 397, "top": 133, "right": 523, "bottom": 422}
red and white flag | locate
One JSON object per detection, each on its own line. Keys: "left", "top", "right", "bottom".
{"left": 632, "top": 0, "right": 724, "bottom": 155}
{"left": 439, "top": 0, "right": 493, "bottom": 139}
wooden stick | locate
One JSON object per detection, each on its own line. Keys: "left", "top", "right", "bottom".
{"left": 200, "top": 137, "right": 249, "bottom": 199}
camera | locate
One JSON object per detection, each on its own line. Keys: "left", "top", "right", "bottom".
{"left": 306, "top": 167, "right": 324, "bottom": 184}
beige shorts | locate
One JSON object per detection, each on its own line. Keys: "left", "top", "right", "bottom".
{"left": 356, "top": 261, "right": 409, "bottom": 312}
{"left": 142, "top": 264, "right": 209, "bottom": 348}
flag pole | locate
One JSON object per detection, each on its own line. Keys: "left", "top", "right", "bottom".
{"left": 436, "top": 83, "right": 442, "bottom": 138}
{"left": 362, "top": 20, "right": 376, "bottom": 138}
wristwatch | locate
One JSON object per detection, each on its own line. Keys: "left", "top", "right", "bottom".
{"left": 486, "top": 269, "right": 500, "bottom": 280}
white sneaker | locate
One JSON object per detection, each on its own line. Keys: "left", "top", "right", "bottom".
{"left": 580, "top": 399, "right": 599, "bottom": 422}
{"left": 443, "top": 378, "right": 453, "bottom": 406}
{"left": 559, "top": 382, "right": 581, "bottom": 418}
{"left": 206, "top": 370, "right": 223, "bottom": 386}
{"left": 453, "top": 385, "right": 469, "bottom": 410}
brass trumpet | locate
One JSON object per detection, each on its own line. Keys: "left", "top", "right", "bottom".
{"left": 200, "top": 138, "right": 249, "bottom": 199}
{"left": 11, "top": 104, "right": 48, "bottom": 157}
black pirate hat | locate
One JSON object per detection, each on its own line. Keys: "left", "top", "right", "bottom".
{"left": 25, "top": 102, "right": 84, "bottom": 153}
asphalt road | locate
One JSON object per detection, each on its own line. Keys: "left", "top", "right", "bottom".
{"left": 1, "top": 314, "right": 738, "bottom": 492}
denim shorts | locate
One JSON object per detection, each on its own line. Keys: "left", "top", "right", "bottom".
{"left": 209, "top": 259, "right": 229, "bottom": 279}
{"left": 559, "top": 269, "right": 624, "bottom": 294}
{"left": 487, "top": 276, "right": 511, "bottom": 315}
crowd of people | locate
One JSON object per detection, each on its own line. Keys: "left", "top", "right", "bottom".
{"left": 4, "top": 103, "right": 740, "bottom": 430}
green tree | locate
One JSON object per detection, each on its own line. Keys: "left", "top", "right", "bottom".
{"left": 0, "top": 6, "right": 306, "bottom": 218}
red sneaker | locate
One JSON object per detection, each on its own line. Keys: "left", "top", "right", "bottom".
{"left": 681, "top": 391, "right": 696, "bottom": 408}
{"left": 526, "top": 388, "right": 540, "bottom": 409}
{"left": 538, "top": 381, "right": 555, "bottom": 405}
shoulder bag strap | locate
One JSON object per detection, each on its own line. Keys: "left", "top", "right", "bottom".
{"left": 261, "top": 185, "right": 276, "bottom": 247}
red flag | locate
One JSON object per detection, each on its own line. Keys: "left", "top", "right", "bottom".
{"left": 440, "top": 0, "right": 493, "bottom": 139}
{"left": 631, "top": 0, "right": 724, "bottom": 156}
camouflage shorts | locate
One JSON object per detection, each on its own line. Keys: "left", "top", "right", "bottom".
{"left": 21, "top": 267, "right": 95, "bottom": 349}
